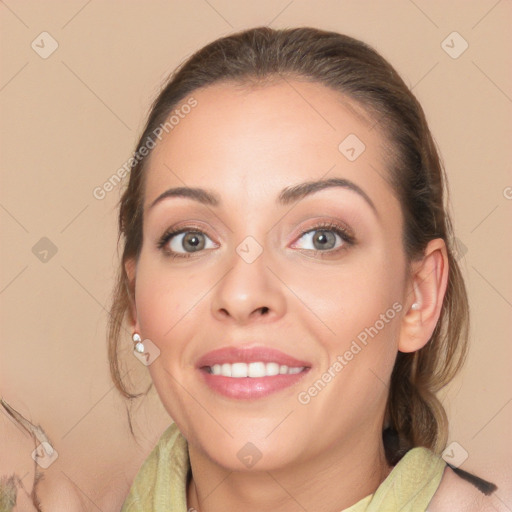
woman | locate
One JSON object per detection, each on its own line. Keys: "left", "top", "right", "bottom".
{"left": 108, "top": 27, "right": 499, "bottom": 511}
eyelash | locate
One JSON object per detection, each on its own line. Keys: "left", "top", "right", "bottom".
{"left": 156, "top": 221, "right": 356, "bottom": 260}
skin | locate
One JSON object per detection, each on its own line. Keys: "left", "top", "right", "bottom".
{"left": 125, "top": 79, "right": 450, "bottom": 511}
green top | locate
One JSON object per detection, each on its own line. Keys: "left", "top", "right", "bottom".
{"left": 121, "top": 423, "right": 446, "bottom": 512}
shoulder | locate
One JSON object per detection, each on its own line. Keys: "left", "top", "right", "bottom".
{"left": 427, "top": 465, "right": 504, "bottom": 512}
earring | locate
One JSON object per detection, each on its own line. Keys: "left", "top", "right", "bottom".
{"left": 133, "top": 332, "right": 145, "bottom": 353}
{"left": 411, "top": 302, "right": 420, "bottom": 311}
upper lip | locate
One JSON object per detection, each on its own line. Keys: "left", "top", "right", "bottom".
{"left": 196, "top": 345, "right": 312, "bottom": 369}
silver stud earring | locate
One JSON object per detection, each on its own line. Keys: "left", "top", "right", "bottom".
{"left": 133, "top": 332, "right": 145, "bottom": 353}
{"left": 411, "top": 302, "right": 420, "bottom": 311}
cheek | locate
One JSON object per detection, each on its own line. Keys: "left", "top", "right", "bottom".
{"left": 134, "top": 255, "right": 198, "bottom": 344}
{"left": 291, "top": 248, "right": 403, "bottom": 335}
{"left": 293, "top": 268, "right": 401, "bottom": 426}
{"left": 289, "top": 248, "right": 403, "bottom": 383}
{"left": 133, "top": 257, "right": 204, "bottom": 418}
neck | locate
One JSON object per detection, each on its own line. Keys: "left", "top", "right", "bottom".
{"left": 186, "top": 428, "right": 392, "bottom": 512}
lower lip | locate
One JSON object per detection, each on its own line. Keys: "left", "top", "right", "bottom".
{"left": 198, "top": 368, "right": 310, "bottom": 400}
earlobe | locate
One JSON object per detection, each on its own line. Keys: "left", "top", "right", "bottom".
{"left": 398, "top": 239, "right": 449, "bottom": 353}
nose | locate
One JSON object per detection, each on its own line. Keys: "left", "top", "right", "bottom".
{"left": 210, "top": 246, "right": 287, "bottom": 326}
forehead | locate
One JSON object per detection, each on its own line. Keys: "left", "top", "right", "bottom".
{"left": 143, "top": 79, "right": 395, "bottom": 215}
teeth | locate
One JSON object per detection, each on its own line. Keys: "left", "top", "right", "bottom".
{"left": 209, "top": 362, "right": 305, "bottom": 378}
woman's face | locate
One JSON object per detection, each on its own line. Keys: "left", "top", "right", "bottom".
{"left": 129, "top": 79, "right": 410, "bottom": 471}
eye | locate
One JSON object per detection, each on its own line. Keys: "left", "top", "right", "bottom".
{"left": 292, "top": 221, "right": 355, "bottom": 256}
{"left": 157, "top": 226, "right": 217, "bottom": 258}
{"left": 156, "top": 221, "right": 355, "bottom": 259}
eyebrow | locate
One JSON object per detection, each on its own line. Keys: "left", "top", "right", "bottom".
{"left": 147, "top": 177, "right": 378, "bottom": 217}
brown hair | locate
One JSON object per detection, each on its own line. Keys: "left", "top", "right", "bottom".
{"left": 108, "top": 26, "right": 469, "bottom": 461}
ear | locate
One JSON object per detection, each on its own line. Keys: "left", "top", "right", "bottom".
{"left": 124, "top": 257, "right": 139, "bottom": 331}
{"left": 398, "top": 238, "right": 449, "bottom": 353}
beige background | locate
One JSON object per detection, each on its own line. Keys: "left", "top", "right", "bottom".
{"left": 1, "top": 1, "right": 511, "bottom": 510}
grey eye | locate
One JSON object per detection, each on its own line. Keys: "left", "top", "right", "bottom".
{"left": 295, "top": 229, "right": 342, "bottom": 251}
{"left": 169, "top": 231, "right": 214, "bottom": 253}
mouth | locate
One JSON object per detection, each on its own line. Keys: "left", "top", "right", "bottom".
{"left": 203, "top": 362, "right": 307, "bottom": 377}
{"left": 196, "top": 345, "right": 312, "bottom": 400}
